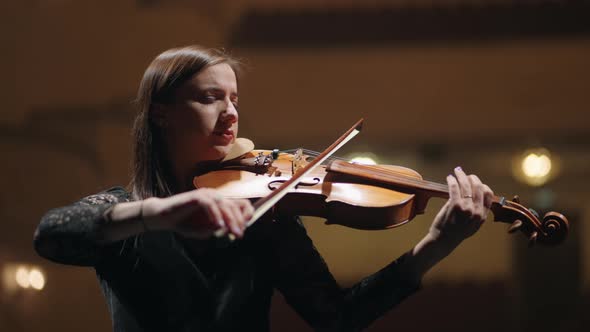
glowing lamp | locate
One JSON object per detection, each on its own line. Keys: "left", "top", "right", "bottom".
{"left": 512, "top": 148, "right": 556, "bottom": 186}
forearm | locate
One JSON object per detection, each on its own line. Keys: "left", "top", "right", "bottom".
{"left": 340, "top": 249, "right": 424, "bottom": 330}
{"left": 34, "top": 202, "right": 117, "bottom": 266}
{"left": 97, "top": 199, "right": 150, "bottom": 243}
{"left": 340, "top": 233, "right": 461, "bottom": 330}
{"left": 34, "top": 199, "right": 165, "bottom": 265}
{"left": 33, "top": 188, "right": 149, "bottom": 266}
{"left": 400, "top": 167, "right": 493, "bottom": 280}
{"left": 272, "top": 216, "right": 439, "bottom": 331}
{"left": 404, "top": 231, "right": 462, "bottom": 283}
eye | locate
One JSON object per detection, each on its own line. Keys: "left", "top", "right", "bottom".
{"left": 231, "top": 95, "right": 239, "bottom": 109}
{"left": 199, "top": 92, "right": 217, "bottom": 104}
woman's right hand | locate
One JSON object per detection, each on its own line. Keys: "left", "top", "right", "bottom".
{"left": 141, "top": 188, "right": 254, "bottom": 239}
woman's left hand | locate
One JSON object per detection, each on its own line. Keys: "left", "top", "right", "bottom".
{"left": 429, "top": 167, "right": 494, "bottom": 247}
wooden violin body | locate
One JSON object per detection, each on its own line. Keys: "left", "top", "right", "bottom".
{"left": 195, "top": 150, "right": 422, "bottom": 230}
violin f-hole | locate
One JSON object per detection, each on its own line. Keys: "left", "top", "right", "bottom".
{"left": 268, "top": 177, "right": 321, "bottom": 190}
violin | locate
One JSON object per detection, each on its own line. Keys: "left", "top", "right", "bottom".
{"left": 194, "top": 120, "right": 569, "bottom": 246}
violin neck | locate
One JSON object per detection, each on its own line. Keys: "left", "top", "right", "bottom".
{"left": 327, "top": 160, "right": 509, "bottom": 214}
{"left": 327, "top": 160, "right": 449, "bottom": 198}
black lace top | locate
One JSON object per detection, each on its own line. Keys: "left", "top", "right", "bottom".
{"left": 35, "top": 187, "right": 420, "bottom": 332}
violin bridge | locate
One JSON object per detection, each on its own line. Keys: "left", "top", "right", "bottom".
{"left": 292, "top": 148, "right": 308, "bottom": 174}
{"left": 266, "top": 166, "right": 279, "bottom": 177}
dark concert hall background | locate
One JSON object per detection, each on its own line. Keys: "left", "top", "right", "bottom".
{"left": 1, "top": 1, "right": 589, "bottom": 331}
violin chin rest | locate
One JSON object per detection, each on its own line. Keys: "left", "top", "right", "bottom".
{"left": 222, "top": 137, "right": 255, "bottom": 161}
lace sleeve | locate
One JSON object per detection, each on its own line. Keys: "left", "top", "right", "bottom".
{"left": 33, "top": 187, "right": 132, "bottom": 267}
{"left": 271, "top": 216, "right": 421, "bottom": 331}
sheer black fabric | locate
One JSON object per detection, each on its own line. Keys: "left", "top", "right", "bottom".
{"left": 35, "top": 187, "right": 420, "bottom": 331}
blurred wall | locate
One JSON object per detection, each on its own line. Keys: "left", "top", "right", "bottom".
{"left": 1, "top": 1, "right": 588, "bottom": 331}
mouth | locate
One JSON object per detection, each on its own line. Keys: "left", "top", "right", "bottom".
{"left": 212, "top": 128, "right": 235, "bottom": 143}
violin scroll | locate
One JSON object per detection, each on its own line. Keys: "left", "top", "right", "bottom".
{"left": 538, "top": 211, "right": 569, "bottom": 245}
{"left": 491, "top": 196, "right": 569, "bottom": 246}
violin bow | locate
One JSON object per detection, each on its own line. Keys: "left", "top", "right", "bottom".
{"left": 213, "top": 119, "right": 363, "bottom": 239}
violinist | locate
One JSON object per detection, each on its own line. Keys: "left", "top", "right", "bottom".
{"left": 34, "top": 45, "right": 494, "bottom": 332}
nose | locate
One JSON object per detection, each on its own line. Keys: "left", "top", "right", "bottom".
{"left": 221, "top": 98, "right": 238, "bottom": 123}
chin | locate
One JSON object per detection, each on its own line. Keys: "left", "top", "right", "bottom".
{"left": 206, "top": 145, "right": 231, "bottom": 161}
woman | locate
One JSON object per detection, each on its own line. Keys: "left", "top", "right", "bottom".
{"left": 34, "top": 45, "right": 494, "bottom": 332}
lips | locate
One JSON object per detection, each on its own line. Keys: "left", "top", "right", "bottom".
{"left": 212, "top": 128, "right": 234, "bottom": 144}
{"left": 213, "top": 128, "right": 233, "bottom": 136}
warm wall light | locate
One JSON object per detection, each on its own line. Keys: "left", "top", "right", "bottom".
{"left": 2, "top": 263, "right": 46, "bottom": 293}
{"left": 15, "top": 267, "right": 30, "bottom": 289}
{"left": 350, "top": 156, "right": 377, "bottom": 165}
{"left": 28, "top": 269, "right": 45, "bottom": 290}
{"left": 522, "top": 153, "right": 552, "bottom": 178}
{"left": 512, "top": 148, "right": 557, "bottom": 186}
{"left": 348, "top": 152, "right": 378, "bottom": 165}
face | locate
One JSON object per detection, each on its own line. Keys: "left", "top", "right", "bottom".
{"left": 162, "top": 62, "right": 239, "bottom": 167}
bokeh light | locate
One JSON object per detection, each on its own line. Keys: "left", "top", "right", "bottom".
{"left": 512, "top": 148, "right": 556, "bottom": 187}
{"left": 29, "top": 268, "right": 46, "bottom": 290}
{"left": 15, "top": 266, "right": 30, "bottom": 289}
{"left": 348, "top": 152, "right": 378, "bottom": 165}
{"left": 2, "top": 264, "right": 46, "bottom": 292}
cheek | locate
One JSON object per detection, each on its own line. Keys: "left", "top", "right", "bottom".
{"left": 173, "top": 105, "right": 217, "bottom": 133}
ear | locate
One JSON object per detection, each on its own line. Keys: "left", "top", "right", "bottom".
{"left": 150, "top": 103, "right": 168, "bottom": 128}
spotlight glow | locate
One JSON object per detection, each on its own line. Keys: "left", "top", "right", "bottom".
{"left": 522, "top": 153, "right": 552, "bottom": 178}
{"left": 512, "top": 148, "right": 556, "bottom": 186}
{"left": 3, "top": 264, "right": 47, "bottom": 292}
{"left": 15, "top": 267, "right": 30, "bottom": 288}
{"left": 29, "top": 269, "right": 45, "bottom": 290}
{"left": 350, "top": 156, "right": 377, "bottom": 165}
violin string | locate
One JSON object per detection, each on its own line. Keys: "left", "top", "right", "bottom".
{"left": 361, "top": 164, "right": 449, "bottom": 192}
{"left": 367, "top": 166, "right": 449, "bottom": 193}
{"left": 279, "top": 149, "right": 448, "bottom": 193}
{"left": 280, "top": 149, "right": 349, "bottom": 163}
{"left": 337, "top": 162, "right": 449, "bottom": 194}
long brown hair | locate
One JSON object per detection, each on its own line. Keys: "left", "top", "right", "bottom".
{"left": 130, "top": 46, "right": 241, "bottom": 199}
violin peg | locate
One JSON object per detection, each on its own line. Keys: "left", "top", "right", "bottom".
{"left": 528, "top": 231, "right": 538, "bottom": 247}
{"left": 508, "top": 219, "right": 523, "bottom": 233}
{"left": 512, "top": 195, "right": 520, "bottom": 203}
